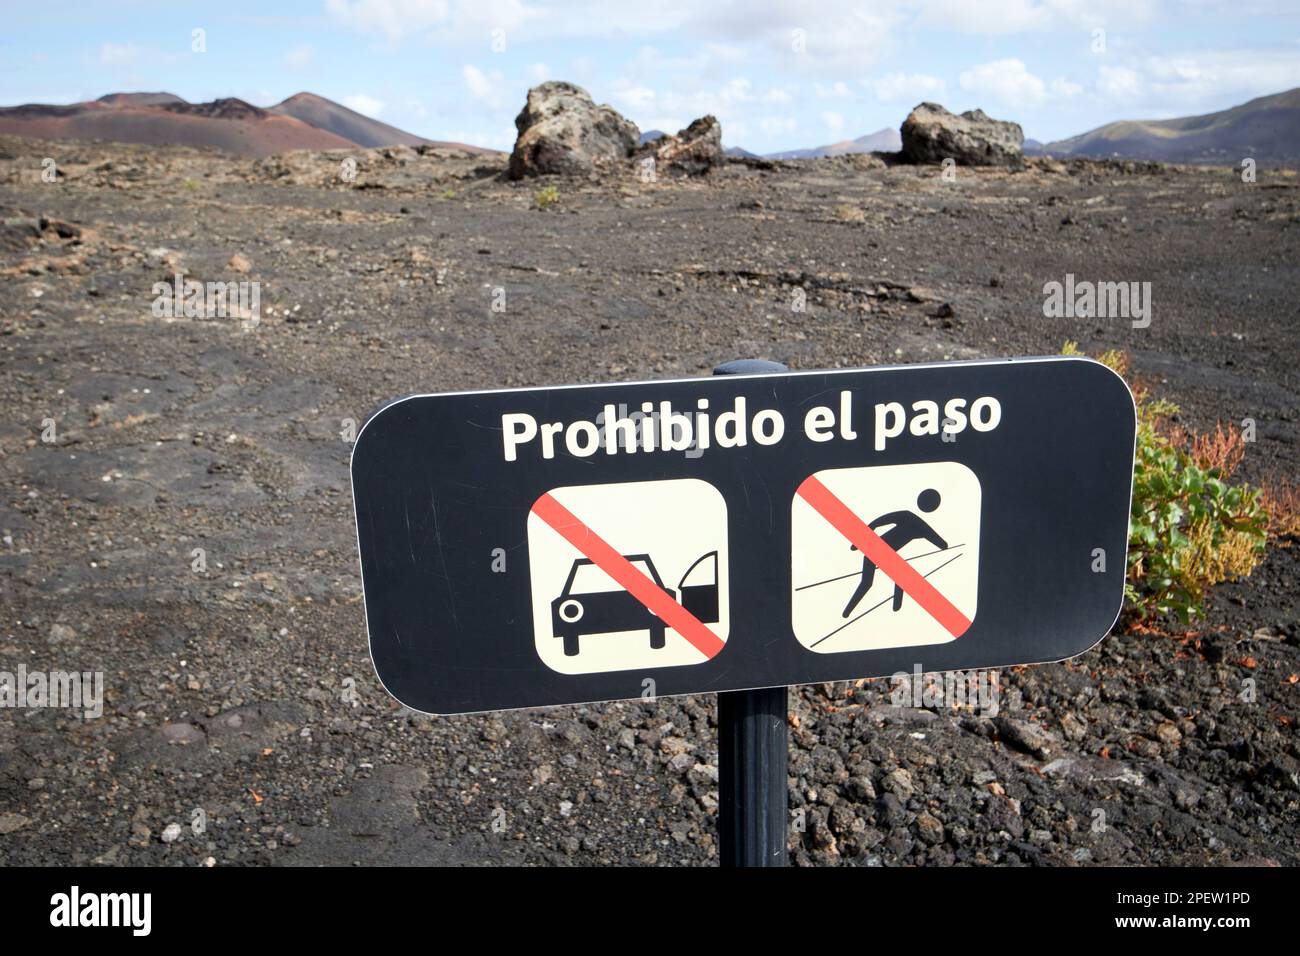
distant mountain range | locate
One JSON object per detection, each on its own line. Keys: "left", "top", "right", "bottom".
{"left": 763, "top": 127, "right": 901, "bottom": 160}
{"left": 4, "top": 87, "right": 1297, "bottom": 165}
{"left": 1029, "top": 87, "right": 1300, "bottom": 164}
{"left": 0, "top": 92, "right": 494, "bottom": 157}
{"left": 727, "top": 89, "right": 1299, "bottom": 166}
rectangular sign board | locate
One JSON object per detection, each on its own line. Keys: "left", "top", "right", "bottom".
{"left": 351, "top": 357, "right": 1136, "bottom": 715}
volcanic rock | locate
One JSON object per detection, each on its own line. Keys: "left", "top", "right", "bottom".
{"left": 508, "top": 81, "right": 640, "bottom": 179}
{"left": 636, "top": 115, "right": 724, "bottom": 175}
{"left": 901, "top": 102, "right": 1024, "bottom": 168}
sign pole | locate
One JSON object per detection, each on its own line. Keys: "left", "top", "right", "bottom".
{"left": 713, "top": 359, "right": 789, "bottom": 867}
{"left": 354, "top": 357, "right": 1135, "bottom": 839}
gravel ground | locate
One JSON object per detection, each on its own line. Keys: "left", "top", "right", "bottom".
{"left": 0, "top": 136, "right": 1296, "bottom": 866}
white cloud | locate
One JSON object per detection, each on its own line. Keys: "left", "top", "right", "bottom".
{"left": 869, "top": 72, "right": 947, "bottom": 102}
{"left": 916, "top": 0, "right": 1049, "bottom": 34}
{"left": 322, "top": 0, "right": 1161, "bottom": 68}
{"left": 759, "top": 116, "right": 797, "bottom": 137}
{"left": 716, "top": 77, "right": 755, "bottom": 105}
{"left": 959, "top": 58, "right": 1047, "bottom": 107}
{"left": 326, "top": 0, "right": 540, "bottom": 46}
{"left": 1086, "top": 48, "right": 1300, "bottom": 116}
{"left": 567, "top": 55, "right": 595, "bottom": 80}
{"left": 1097, "top": 65, "right": 1143, "bottom": 100}
{"left": 821, "top": 110, "right": 845, "bottom": 133}
{"left": 526, "top": 62, "right": 550, "bottom": 83}
{"left": 1050, "top": 77, "right": 1083, "bottom": 97}
{"left": 325, "top": 0, "right": 455, "bottom": 45}
{"left": 725, "top": 118, "right": 750, "bottom": 141}
{"left": 100, "top": 43, "right": 140, "bottom": 67}
{"left": 604, "top": 71, "right": 800, "bottom": 142}
{"left": 916, "top": 0, "right": 1156, "bottom": 35}
{"left": 1140, "top": 49, "right": 1300, "bottom": 102}
{"left": 814, "top": 81, "right": 850, "bottom": 99}
{"left": 462, "top": 64, "right": 507, "bottom": 109}
{"left": 401, "top": 96, "right": 431, "bottom": 119}
{"left": 343, "top": 94, "right": 385, "bottom": 117}
{"left": 613, "top": 76, "right": 797, "bottom": 128}
{"left": 325, "top": 1, "right": 899, "bottom": 72}
{"left": 611, "top": 81, "right": 657, "bottom": 111}
{"left": 284, "top": 44, "right": 314, "bottom": 70}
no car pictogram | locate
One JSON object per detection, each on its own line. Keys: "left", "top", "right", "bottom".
{"left": 527, "top": 478, "right": 729, "bottom": 675}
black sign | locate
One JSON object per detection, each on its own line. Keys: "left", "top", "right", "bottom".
{"left": 351, "top": 357, "right": 1135, "bottom": 714}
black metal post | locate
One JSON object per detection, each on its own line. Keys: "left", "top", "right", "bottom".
{"left": 713, "top": 359, "right": 789, "bottom": 867}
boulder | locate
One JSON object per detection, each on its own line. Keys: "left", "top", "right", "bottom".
{"left": 900, "top": 102, "right": 1024, "bottom": 168}
{"left": 636, "top": 115, "right": 724, "bottom": 175}
{"left": 508, "top": 81, "right": 639, "bottom": 179}
{"left": 0, "top": 216, "right": 42, "bottom": 252}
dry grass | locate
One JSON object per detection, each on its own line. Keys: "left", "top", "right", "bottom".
{"left": 832, "top": 203, "right": 866, "bottom": 223}
{"left": 1181, "top": 516, "right": 1263, "bottom": 601}
{"left": 1261, "top": 480, "right": 1300, "bottom": 538}
{"left": 1188, "top": 421, "right": 1248, "bottom": 477}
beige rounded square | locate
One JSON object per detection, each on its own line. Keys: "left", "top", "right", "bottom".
{"left": 528, "top": 477, "right": 729, "bottom": 675}
{"left": 792, "top": 461, "right": 980, "bottom": 653}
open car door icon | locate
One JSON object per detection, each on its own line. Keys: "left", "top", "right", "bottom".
{"left": 677, "top": 550, "right": 720, "bottom": 624}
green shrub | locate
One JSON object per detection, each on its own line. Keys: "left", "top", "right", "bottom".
{"left": 1063, "top": 343, "right": 1269, "bottom": 622}
{"left": 534, "top": 185, "right": 560, "bottom": 210}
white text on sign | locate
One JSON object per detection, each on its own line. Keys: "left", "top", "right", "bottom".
{"left": 500, "top": 390, "right": 1003, "bottom": 461}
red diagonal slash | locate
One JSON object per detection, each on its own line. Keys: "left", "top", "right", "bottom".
{"left": 531, "top": 492, "right": 726, "bottom": 659}
{"left": 796, "top": 475, "right": 973, "bottom": 639}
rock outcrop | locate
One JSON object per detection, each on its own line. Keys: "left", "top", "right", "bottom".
{"left": 900, "top": 102, "right": 1024, "bottom": 168}
{"left": 635, "top": 115, "right": 724, "bottom": 175}
{"left": 508, "top": 82, "right": 640, "bottom": 179}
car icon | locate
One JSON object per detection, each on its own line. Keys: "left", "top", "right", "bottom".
{"left": 551, "top": 551, "right": 720, "bottom": 656}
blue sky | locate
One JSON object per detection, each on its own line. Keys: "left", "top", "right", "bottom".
{"left": 2, "top": 1, "right": 1299, "bottom": 152}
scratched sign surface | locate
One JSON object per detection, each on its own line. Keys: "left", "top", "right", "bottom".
{"left": 351, "top": 357, "right": 1136, "bottom": 714}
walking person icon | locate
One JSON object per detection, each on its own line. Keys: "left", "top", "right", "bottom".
{"left": 842, "top": 488, "right": 948, "bottom": 618}
{"left": 791, "top": 462, "right": 980, "bottom": 653}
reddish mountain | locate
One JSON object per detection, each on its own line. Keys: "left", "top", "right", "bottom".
{"left": 0, "top": 95, "right": 354, "bottom": 156}
{"left": 0, "top": 92, "right": 493, "bottom": 156}
{"left": 270, "top": 92, "right": 421, "bottom": 147}
{"left": 270, "top": 92, "right": 492, "bottom": 153}
{"left": 96, "top": 92, "right": 187, "bottom": 107}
